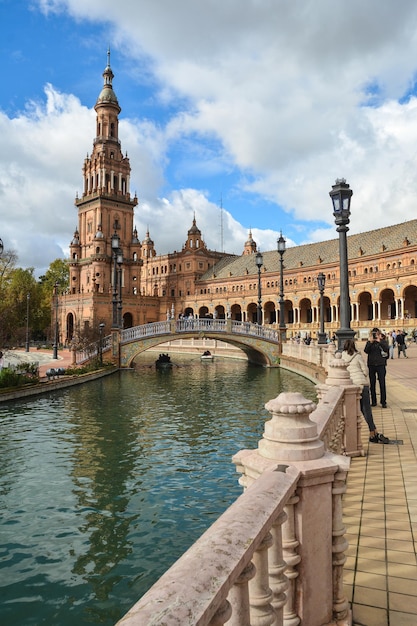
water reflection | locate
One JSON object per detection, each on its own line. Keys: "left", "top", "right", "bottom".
{"left": 0, "top": 356, "right": 316, "bottom": 625}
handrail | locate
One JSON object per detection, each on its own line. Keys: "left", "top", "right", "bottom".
{"left": 120, "top": 319, "right": 278, "bottom": 344}
{"left": 116, "top": 467, "right": 300, "bottom": 626}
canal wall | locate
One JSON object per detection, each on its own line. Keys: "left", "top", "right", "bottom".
{"left": 0, "top": 368, "right": 117, "bottom": 404}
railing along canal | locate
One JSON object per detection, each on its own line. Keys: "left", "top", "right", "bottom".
{"left": 117, "top": 348, "right": 357, "bottom": 626}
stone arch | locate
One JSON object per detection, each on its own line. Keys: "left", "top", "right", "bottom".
{"left": 231, "top": 303, "right": 242, "bottom": 321}
{"left": 123, "top": 312, "right": 133, "bottom": 329}
{"left": 357, "top": 291, "right": 373, "bottom": 321}
{"left": 380, "top": 288, "right": 396, "bottom": 320}
{"left": 403, "top": 284, "right": 417, "bottom": 318}
{"left": 66, "top": 312, "right": 75, "bottom": 343}
{"left": 264, "top": 300, "right": 276, "bottom": 324}
{"left": 299, "top": 298, "right": 312, "bottom": 324}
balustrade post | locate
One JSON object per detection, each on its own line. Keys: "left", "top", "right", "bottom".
{"left": 208, "top": 599, "right": 232, "bottom": 625}
{"left": 228, "top": 562, "right": 256, "bottom": 626}
{"left": 249, "top": 532, "right": 276, "bottom": 626}
{"left": 269, "top": 511, "right": 288, "bottom": 625}
{"left": 282, "top": 495, "right": 300, "bottom": 626}
{"left": 332, "top": 468, "right": 350, "bottom": 622}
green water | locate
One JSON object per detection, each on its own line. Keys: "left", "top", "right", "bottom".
{"left": 0, "top": 355, "right": 316, "bottom": 625}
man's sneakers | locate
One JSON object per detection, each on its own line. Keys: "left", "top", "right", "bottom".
{"left": 369, "top": 433, "right": 390, "bottom": 444}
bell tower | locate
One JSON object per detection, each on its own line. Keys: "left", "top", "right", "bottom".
{"left": 69, "top": 50, "right": 140, "bottom": 299}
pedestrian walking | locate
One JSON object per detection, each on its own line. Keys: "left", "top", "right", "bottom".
{"left": 364, "top": 328, "right": 389, "bottom": 408}
{"left": 396, "top": 330, "right": 408, "bottom": 358}
{"left": 342, "top": 340, "right": 389, "bottom": 443}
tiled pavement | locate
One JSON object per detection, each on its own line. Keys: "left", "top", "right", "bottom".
{"left": 343, "top": 342, "right": 417, "bottom": 626}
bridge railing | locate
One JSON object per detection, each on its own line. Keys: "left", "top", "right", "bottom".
{"left": 231, "top": 320, "right": 278, "bottom": 341}
{"left": 120, "top": 319, "right": 279, "bottom": 344}
{"left": 75, "top": 334, "right": 112, "bottom": 365}
{"left": 121, "top": 321, "right": 172, "bottom": 343}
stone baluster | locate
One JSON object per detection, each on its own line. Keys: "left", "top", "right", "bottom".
{"left": 332, "top": 467, "right": 350, "bottom": 621}
{"left": 208, "top": 598, "right": 232, "bottom": 625}
{"left": 282, "top": 495, "right": 301, "bottom": 626}
{"left": 249, "top": 532, "right": 276, "bottom": 626}
{"left": 228, "top": 562, "right": 256, "bottom": 626}
{"left": 269, "top": 510, "right": 289, "bottom": 625}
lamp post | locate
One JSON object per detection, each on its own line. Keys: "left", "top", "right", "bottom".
{"left": 98, "top": 322, "right": 105, "bottom": 365}
{"left": 25, "top": 293, "right": 30, "bottom": 352}
{"left": 0, "top": 238, "right": 3, "bottom": 256}
{"left": 111, "top": 233, "right": 121, "bottom": 328}
{"left": 277, "top": 232, "right": 286, "bottom": 342}
{"left": 317, "top": 272, "right": 327, "bottom": 344}
{"left": 117, "top": 251, "right": 123, "bottom": 328}
{"left": 255, "top": 251, "right": 263, "bottom": 325}
{"left": 53, "top": 282, "right": 59, "bottom": 359}
{"left": 329, "top": 178, "right": 355, "bottom": 350}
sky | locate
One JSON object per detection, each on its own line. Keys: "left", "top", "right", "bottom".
{"left": 2, "top": 0, "right": 417, "bottom": 275}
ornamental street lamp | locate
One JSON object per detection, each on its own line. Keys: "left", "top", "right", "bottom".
{"left": 277, "top": 232, "right": 286, "bottom": 342}
{"left": 317, "top": 272, "right": 327, "bottom": 345}
{"left": 111, "top": 232, "right": 121, "bottom": 328}
{"left": 25, "top": 293, "right": 30, "bottom": 352}
{"left": 98, "top": 322, "right": 105, "bottom": 365}
{"left": 255, "top": 251, "right": 263, "bottom": 325}
{"left": 117, "top": 251, "right": 123, "bottom": 328}
{"left": 53, "top": 282, "right": 59, "bottom": 359}
{"left": 329, "top": 178, "right": 355, "bottom": 350}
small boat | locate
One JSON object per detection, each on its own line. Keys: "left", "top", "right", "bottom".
{"left": 155, "top": 353, "right": 173, "bottom": 369}
{"left": 201, "top": 351, "right": 214, "bottom": 361}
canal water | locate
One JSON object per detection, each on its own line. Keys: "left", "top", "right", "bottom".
{"left": 0, "top": 355, "right": 316, "bottom": 626}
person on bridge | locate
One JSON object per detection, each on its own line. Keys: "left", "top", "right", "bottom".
{"left": 342, "top": 339, "right": 389, "bottom": 444}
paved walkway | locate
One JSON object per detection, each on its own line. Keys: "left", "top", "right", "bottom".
{"left": 344, "top": 341, "right": 417, "bottom": 626}
{"left": 2, "top": 347, "right": 74, "bottom": 379}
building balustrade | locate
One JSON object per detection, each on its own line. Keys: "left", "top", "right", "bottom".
{"left": 117, "top": 346, "right": 356, "bottom": 626}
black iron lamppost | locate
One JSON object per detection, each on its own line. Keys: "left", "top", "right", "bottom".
{"left": 0, "top": 238, "right": 3, "bottom": 256}
{"left": 111, "top": 233, "right": 122, "bottom": 328}
{"left": 255, "top": 251, "right": 263, "bottom": 325}
{"left": 277, "top": 232, "right": 286, "bottom": 342}
{"left": 117, "top": 252, "right": 123, "bottom": 328}
{"left": 25, "top": 293, "right": 30, "bottom": 352}
{"left": 317, "top": 272, "right": 327, "bottom": 345}
{"left": 329, "top": 178, "right": 355, "bottom": 350}
{"left": 98, "top": 322, "right": 105, "bottom": 365}
{"left": 53, "top": 282, "right": 59, "bottom": 359}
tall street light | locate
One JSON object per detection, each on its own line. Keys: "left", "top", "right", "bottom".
{"left": 255, "top": 251, "right": 263, "bottom": 325}
{"left": 117, "top": 252, "right": 123, "bottom": 328}
{"left": 329, "top": 178, "right": 355, "bottom": 350}
{"left": 0, "top": 238, "right": 3, "bottom": 256}
{"left": 277, "top": 232, "right": 286, "bottom": 342}
{"left": 25, "top": 293, "right": 30, "bottom": 352}
{"left": 317, "top": 272, "right": 327, "bottom": 345}
{"left": 111, "top": 232, "right": 122, "bottom": 328}
{"left": 53, "top": 282, "right": 59, "bottom": 359}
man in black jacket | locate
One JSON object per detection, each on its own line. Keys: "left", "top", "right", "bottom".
{"left": 395, "top": 330, "right": 408, "bottom": 358}
{"left": 364, "top": 328, "right": 389, "bottom": 408}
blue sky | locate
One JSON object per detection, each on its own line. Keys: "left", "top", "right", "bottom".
{"left": 2, "top": 0, "right": 417, "bottom": 274}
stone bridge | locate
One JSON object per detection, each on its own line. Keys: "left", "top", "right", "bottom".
{"left": 117, "top": 319, "right": 280, "bottom": 367}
